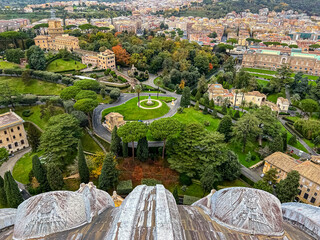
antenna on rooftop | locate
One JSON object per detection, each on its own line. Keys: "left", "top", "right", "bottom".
{"left": 50, "top": 9, "right": 56, "bottom": 19}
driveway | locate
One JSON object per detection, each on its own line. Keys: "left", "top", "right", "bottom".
{"left": 0, "top": 148, "right": 31, "bottom": 178}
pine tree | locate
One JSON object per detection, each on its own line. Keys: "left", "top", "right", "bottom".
{"left": 195, "top": 91, "right": 201, "bottom": 101}
{"left": 27, "top": 123, "right": 41, "bottom": 152}
{"left": 98, "top": 153, "right": 119, "bottom": 192}
{"left": 111, "top": 126, "right": 122, "bottom": 156}
{"left": 78, "top": 140, "right": 90, "bottom": 184}
{"left": 0, "top": 176, "right": 7, "bottom": 207}
{"left": 222, "top": 104, "right": 227, "bottom": 114}
{"left": 173, "top": 185, "right": 179, "bottom": 204}
{"left": 137, "top": 137, "right": 149, "bottom": 162}
{"left": 209, "top": 99, "right": 215, "bottom": 109}
{"left": 47, "top": 165, "right": 64, "bottom": 190}
{"left": 32, "top": 155, "right": 51, "bottom": 192}
{"left": 217, "top": 115, "right": 233, "bottom": 141}
{"left": 4, "top": 171, "right": 23, "bottom": 208}
{"left": 122, "top": 141, "right": 128, "bottom": 158}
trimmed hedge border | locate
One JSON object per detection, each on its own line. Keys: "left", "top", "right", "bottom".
{"left": 116, "top": 180, "right": 133, "bottom": 195}
{"left": 183, "top": 195, "right": 200, "bottom": 205}
{"left": 141, "top": 178, "right": 162, "bottom": 186}
{"left": 285, "top": 122, "right": 304, "bottom": 138}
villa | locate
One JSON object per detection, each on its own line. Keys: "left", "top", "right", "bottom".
{"left": 102, "top": 112, "right": 125, "bottom": 132}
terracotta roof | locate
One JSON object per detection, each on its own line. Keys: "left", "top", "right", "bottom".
{"left": 264, "top": 152, "right": 299, "bottom": 173}
{"left": 311, "top": 155, "right": 320, "bottom": 164}
{"left": 277, "top": 97, "right": 290, "bottom": 105}
{"left": 293, "top": 161, "right": 320, "bottom": 184}
{"left": 247, "top": 91, "right": 266, "bottom": 98}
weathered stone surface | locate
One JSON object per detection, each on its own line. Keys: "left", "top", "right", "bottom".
{"left": 193, "top": 187, "right": 284, "bottom": 236}
{"left": 13, "top": 183, "right": 113, "bottom": 240}
{"left": 282, "top": 202, "right": 320, "bottom": 239}
{"left": 77, "top": 182, "right": 114, "bottom": 222}
{"left": 0, "top": 209, "right": 16, "bottom": 231}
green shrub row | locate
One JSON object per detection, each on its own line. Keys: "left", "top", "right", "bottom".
{"left": 141, "top": 178, "right": 162, "bottom": 186}
{"left": 116, "top": 180, "right": 133, "bottom": 195}
{"left": 285, "top": 122, "right": 304, "bottom": 139}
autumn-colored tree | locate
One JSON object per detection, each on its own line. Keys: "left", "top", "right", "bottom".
{"left": 133, "top": 166, "right": 143, "bottom": 183}
{"left": 179, "top": 80, "right": 185, "bottom": 89}
{"left": 209, "top": 63, "right": 213, "bottom": 71}
{"left": 112, "top": 45, "right": 131, "bottom": 66}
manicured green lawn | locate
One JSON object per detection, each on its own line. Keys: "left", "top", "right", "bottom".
{"left": 0, "top": 60, "right": 20, "bottom": 69}
{"left": 218, "top": 179, "right": 250, "bottom": 190}
{"left": 228, "top": 142, "right": 261, "bottom": 168}
{"left": 0, "top": 76, "right": 65, "bottom": 95}
{"left": 243, "top": 68, "right": 276, "bottom": 75}
{"left": 0, "top": 105, "right": 64, "bottom": 130}
{"left": 304, "top": 139, "right": 315, "bottom": 149}
{"left": 286, "top": 116, "right": 301, "bottom": 122}
{"left": 251, "top": 73, "right": 274, "bottom": 80}
{"left": 81, "top": 131, "right": 102, "bottom": 153}
{"left": 47, "top": 59, "right": 87, "bottom": 72}
{"left": 257, "top": 79, "right": 270, "bottom": 87}
{"left": 13, "top": 151, "right": 44, "bottom": 184}
{"left": 267, "top": 91, "right": 286, "bottom": 103}
{"left": 102, "top": 96, "right": 171, "bottom": 121}
{"left": 172, "top": 108, "right": 221, "bottom": 132}
{"left": 168, "top": 183, "right": 206, "bottom": 198}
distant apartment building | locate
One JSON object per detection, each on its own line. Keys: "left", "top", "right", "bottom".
{"left": 263, "top": 152, "right": 320, "bottom": 206}
{"left": 81, "top": 49, "right": 116, "bottom": 69}
{"left": 34, "top": 20, "right": 80, "bottom": 51}
{"left": 0, "top": 19, "right": 30, "bottom": 33}
{"left": 0, "top": 111, "right": 29, "bottom": 154}
{"left": 113, "top": 17, "right": 141, "bottom": 34}
{"left": 242, "top": 49, "right": 320, "bottom": 75}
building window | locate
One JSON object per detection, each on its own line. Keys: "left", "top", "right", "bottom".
{"left": 6, "top": 138, "right": 9, "bottom": 141}
{"left": 307, "top": 188, "right": 310, "bottom": 192}
{"left": 19, "top": 133, "right": 22, "bottom": 137}
{"left": 298, "top": 189, "right": 301, "bottom": 195}
{"left": 17, "top": 126, "right": 20, "bottom": 130}
{"left": 8, "top": 144, "right": 12, "bottom": 149}
{"left": 11, "top": 128, "right": 13, "bottom": 132}
{"left": 304, "top": 193, "right": 309, "bottom": 199}
{"left": 14, "top": 142, "right": 18, "bottom": 147}
{"left": 21, "top": 140, "right": 25, "bottom": 145}
{"left": 0, "top": 140, "right": 2, "bottom": 144}
{"left": 311, "top": 197, "right": 316, "bottom": 203}
{"left": 4, "top": 131, "right": 7, "bottom": 134}
{"left": 13, "top": 135, "right": 15, "bottom": 139}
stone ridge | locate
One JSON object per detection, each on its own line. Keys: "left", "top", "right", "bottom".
{"left": 0, "top": 209, "right": 17, "bottom": 231}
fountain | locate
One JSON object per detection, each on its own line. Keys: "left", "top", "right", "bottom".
{"left": 146, "top": 94, "right": 154, "bottom": 105}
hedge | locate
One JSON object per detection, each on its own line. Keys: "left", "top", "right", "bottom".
{"left": 285, "top": 122, "right": 304, "bottom": 138}
{"left": 117, "top": 76, "right": 127, "bottom": 83}
{"left": 183, "top": 195, "right": 200, "bottom": 205}
{"left": 116, "top": 180, "right": 133, "bottom": 195}
{"left": 141, "top": 178, "right": 162, "bottom": 186}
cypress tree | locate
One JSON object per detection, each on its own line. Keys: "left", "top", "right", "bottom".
{"left": 282, "top": 131, "right": 288, "bottom": 152}
{"left": 98, "top": 153, "right": 119, "bottom": 192}
{"left": 180, "top": 86, "right": 191, "bottom": 107}
{"left": 0, "top": 176, "right": 7, "bottom": 207}
{"left": 122, "top": 141, "right": 128, "bottom": 158}
{"left": 27, "top": 123, "right": 41, "bottom": 152}
{"left": 194, "top": 101, "right": 200, "bottom": 110}
{"left": 173, "top": 185, "right": 179, "bottom": 204}
{"left": 203, "top": 106, "right": 208, "bottom": 115}
{"left": 222, "top": 104, "right": 227, "bottom": 114}
{"left": 234, "top": 110, "right": 240, "bottom": 119}
{"left": 209, "top": 99, "right": 215, "bottom": 109}
{"left": 111, "top": 126, "right": 122, "bottom": 156}
{"left": 32, "top": 155, "right": 51, "bottom": 192}
{"left": 47, "top": 165, "right": 64, "bottom": 190}
{"left": 217, "top": 115, "right": 233, "bottom": 142}
{"left": 137, "top": 137, "right": 149, "bottom": 162}
{"left": 78, "top": 140, "right": 90, "bottom": 184}
{"left": 4, "top": 171, "right": 23, "bottom": 208}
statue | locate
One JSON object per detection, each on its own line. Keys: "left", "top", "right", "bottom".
{"left": 147, "top": 94, "right": 153, "bottom": 105}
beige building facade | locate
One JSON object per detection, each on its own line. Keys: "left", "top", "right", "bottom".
{"left": 263, "top": 152, "right": 320, "bottom": 206}
{"left": 34, "top": 20, "right": 80, "bottom": 51}
{"left": 0, "top": 111, "right": 29, "bottom": 154}
{"left": 102, "top": 112, "right": 125, "bottom": 132}
{"left": 82, "top": 50, "right": 116, "bottom": 70}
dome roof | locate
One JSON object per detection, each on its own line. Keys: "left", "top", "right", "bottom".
{"left": 13, "top": 183, "right": 113, "bottom": 240}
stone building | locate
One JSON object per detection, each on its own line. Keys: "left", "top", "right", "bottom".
{"left": 0, "top": 184, "right": 319, "bottom": 239}
{"left": 34, "top": 20, "right": 80, "bottom": 51}
{"left": 0, "top": 111, "right": 29, "bottom": 154}
{"left": 277, "top": 97, "right": 290, "bottom": 113}
{"left": 81, "top": 50, "right": 116, "bottom": 69}
{"left": 102, "top": 112, "right": 125, "bottom": 132}
{"left": 242, "top": 49, "right": 320, "bottom": 75}
{"left": 263, "top": 152, "right": 320, "bottom": 206}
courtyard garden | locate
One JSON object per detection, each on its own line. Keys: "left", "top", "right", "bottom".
{"left": 102, "top": 96, "right": 174, "bottom": 121}
{"left": 46, "top": 59, "right": 87, "bottom": 73}
{"left": 0, "top": 76, "right": 65, "bottom": 95}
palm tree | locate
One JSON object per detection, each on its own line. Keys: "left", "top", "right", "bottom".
{"left": 240, "top": 88, "right": 248, "bottom": 112}
{"left": 241, "top": 99, "right": 247, "bottom": 112}
{"left": 291, "top": 93, "right": 300, "bottom": 103}
{"left": 155, "top": 78, "right": 160, "bottom": 99}
{"left": 135, "top": 84, "right": 142, "bottom": 107}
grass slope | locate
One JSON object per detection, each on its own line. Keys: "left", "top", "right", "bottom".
{"left": 0, "top": 60, "right": 20, "bottom": 69}
{"left": 0, "top": 76, "right": 65, "bottom": 95}
{"left": 47, "top": 59, "right": 87, "bottom": 72}
{"left": 102, "top": 96, "right": 172, "bottom": 121}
